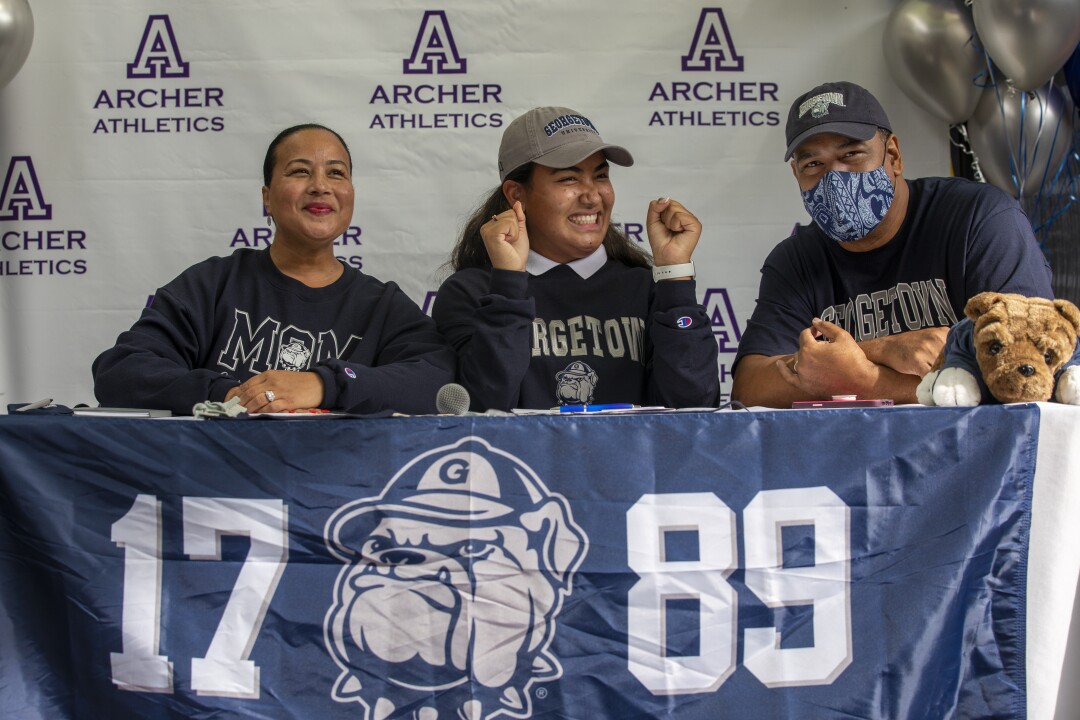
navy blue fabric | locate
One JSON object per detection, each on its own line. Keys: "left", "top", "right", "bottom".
{"left": 0, "top": 408, "right": 1034, "bottom": 719}
{"left": 735, "top": 176, "right": 1054, "bottom": 368}
{"left": 92, "top": 248, "right": 456, "bottom": 415}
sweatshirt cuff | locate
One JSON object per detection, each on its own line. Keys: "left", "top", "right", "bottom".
{"left": 489, "top": 268, "right": 529, "bottom": 298}
{"left": 311, "top": 365, "right": 339, "bottom": 409}
{"left": 653, "top": 278, "right": 699, "bottom": 310}
{"left": 209, "top": 378, "right": 241, "bottom": 403}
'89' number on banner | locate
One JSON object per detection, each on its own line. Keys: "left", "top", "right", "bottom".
{"left": 627, "top": 488, "right": 852, "bottom": 693}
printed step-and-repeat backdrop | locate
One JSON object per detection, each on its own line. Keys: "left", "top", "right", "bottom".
{"left": 0, "top": 1, "right": 950, "bottom": 408}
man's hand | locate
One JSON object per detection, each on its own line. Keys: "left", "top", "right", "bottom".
{"left": 775, "top": 319, "right": 880, "bottom": 397}
{"left": 481, "top": 200, "right": 529, "bottom": 272}
{"left": 646, "top": 197, "right": 701, "bottom": 270}
{"left": 225, "top": 370, "right": 325, "bottom": 413}
{"left": 860, "top": 326, "right": 949, "bottom": 376}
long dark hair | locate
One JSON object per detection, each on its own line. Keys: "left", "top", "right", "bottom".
{"left": 262, "top": 123, "right": 353, "bottom": 186}
{"left": 446, "top": 162, "right": 653, "bottom": 274}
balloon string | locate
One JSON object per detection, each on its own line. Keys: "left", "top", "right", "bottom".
{"left": 1028, "top": 78, "right": 1068, "bottom": 223}
{"left": 981, "top": 48, "right": 1025, "bottom": 195}
{"left": 1029, "top": 121, "right": 1078, "bottom": 247}
{"left": 1027, "top": 77, "right": 1064, "bottom": 204}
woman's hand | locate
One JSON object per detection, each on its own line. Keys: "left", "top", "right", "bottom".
{"left": 481, "top": 200, "right": 530, "bottom": 272}
{"left": 646, "top": 197, "right": 701, "bottom": 269}
{"left": 225, "top": 370, "right": 325, "bottom": 412}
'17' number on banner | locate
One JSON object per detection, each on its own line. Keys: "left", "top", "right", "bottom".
{"left": 110, "top": 495, "right": 288, "bottom": 697}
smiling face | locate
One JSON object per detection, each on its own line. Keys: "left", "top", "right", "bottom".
{"left": 504, "top": 151, "right": 614, "bottom": 264}
{"left": 262, "top": 128, "right": 354, "bottom": 250}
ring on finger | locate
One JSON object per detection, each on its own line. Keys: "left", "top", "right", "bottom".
{"left": 264, "top": 390, "right": 275, "bottom": 403}
{"left": 791, "top": 358, "right": 799, "bottom": 375}
{"left": 490, "top": 214, "right": 499, "bottom": 223}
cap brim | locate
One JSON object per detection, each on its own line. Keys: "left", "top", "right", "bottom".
{"left": 784, "top": 122, "right": 880, "bottom": 161}
{"left": 532, "top": 141, "right": 635, "bottom": 171}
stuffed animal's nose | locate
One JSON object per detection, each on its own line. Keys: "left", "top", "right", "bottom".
{"left": 1018, "top": 364, "right": 1035, "bottom": 377}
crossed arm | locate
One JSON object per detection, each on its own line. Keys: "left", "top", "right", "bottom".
{"left": 731, "top": 320, "right": 948, "bottom": 408}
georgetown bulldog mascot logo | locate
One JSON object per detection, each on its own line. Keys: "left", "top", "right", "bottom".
{"left": 324, "top": 436, "right": 588, "bottom": 719}
{"left": 555, "top": 361, "right": 598, "bottom": 405}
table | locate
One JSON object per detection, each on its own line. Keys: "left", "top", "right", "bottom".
{"left": 1, "top": 405, "right": 1077, "bottom": 719}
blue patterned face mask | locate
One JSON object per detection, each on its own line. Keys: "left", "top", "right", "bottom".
{"left": 801, "top": 164, "right": 894, "bottom": 243}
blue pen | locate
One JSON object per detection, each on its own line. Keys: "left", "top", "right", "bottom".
{"left": 558, "top": 403, "right": 635, "bottom": 413}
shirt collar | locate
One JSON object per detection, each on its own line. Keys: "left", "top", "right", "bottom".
{"left": 526, "top": 244, "right": 608, "bottom": 279}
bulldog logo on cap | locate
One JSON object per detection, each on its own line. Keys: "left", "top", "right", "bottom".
{"left": 799, "top": 91, "right": 845, "bottom": 119}
{"left": 324, "top": 436, "right": 588, "bottom": 720}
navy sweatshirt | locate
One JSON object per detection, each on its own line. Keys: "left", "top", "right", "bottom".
{"left": 433, "top": 260, "right": 720, "bottom": 410}
{"left": 93, "top": 248, "right": 456, "bottom": 415}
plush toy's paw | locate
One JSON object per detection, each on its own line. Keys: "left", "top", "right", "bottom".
{"left": 931, "top": 367, "right": 982, "bottom": 406}
{"left": 1055, "top": 366, "right": 1080, "bottom": 405}
{"left": 916, "top": 370, "right": 939, "bottom": 406}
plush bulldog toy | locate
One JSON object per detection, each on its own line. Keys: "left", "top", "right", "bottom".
{"left": 917, "top": 292, "right": 1080, "bottom": 406}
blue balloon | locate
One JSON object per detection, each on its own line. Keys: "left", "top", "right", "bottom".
{"left": 1065, "top": 42, "right": 1080, "bottom": 107}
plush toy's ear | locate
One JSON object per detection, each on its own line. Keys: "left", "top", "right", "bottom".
{"left": 964, "top": 292, "right": 1007, "bottom": 320}
{"left": 1053, "top": 299, "right": 1080, "bottom": 337}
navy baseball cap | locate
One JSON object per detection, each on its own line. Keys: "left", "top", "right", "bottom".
{"left": 784, "top": 81, "right": 892, "bottom": 160}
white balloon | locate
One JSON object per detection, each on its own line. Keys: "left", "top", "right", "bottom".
{"left": 967, "top": 81, "right": 1075, "bottom": 198}
{"left": 972, "top": 0, "right": 1080, "bottom": 92}
{"left": 884, "top": 0, "right": 985, "bottom": 125}
{"left": 0, "top": 0, "right": 33, "bottom": 91}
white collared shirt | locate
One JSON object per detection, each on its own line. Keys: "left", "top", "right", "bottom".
{"left": 526, "top": 244, "right": 609, "bottom": 279}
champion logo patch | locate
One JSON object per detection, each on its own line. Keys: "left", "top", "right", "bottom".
{"left": 344, "top": 367, "right": 357, "bottom": 379}
{"left": 676, "top": 316, "right": 693, "bottom": 328}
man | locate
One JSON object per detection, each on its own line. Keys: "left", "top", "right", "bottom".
{"left": 731, "top": 81, "right": 1053, "bottom": 408}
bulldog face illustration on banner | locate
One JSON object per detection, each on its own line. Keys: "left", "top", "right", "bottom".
{"left": 324, "top": 436, "right": 588, "bottom": 720}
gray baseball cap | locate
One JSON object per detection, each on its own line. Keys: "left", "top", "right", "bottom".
{"left": 498, "top": 106, "right": 634, "bottom": 181}
{"left": 784, "top": 81, "right": 892, "bottom": 161}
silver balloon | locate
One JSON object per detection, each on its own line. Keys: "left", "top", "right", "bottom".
{"left": 884, "top": 0, "right": 985, "bottom": 125}
{"left": 972, "top": 0, "right": 1080, "bottom": 92}
{"left": 0, "top": 0, "right": 33, "bottom": 91}
{"left": 966, "top": 81, "right": 1074, "bottom": 197}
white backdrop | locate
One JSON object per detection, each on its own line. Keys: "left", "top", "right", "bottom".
{"left": 0, "top": 0, "right": 951, "bottom": 408}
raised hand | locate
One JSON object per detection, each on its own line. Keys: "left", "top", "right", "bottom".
{"left": 481, "top": 200, "right": 530, "bottom": 272}
{"left": 646, "top": 197, "right": 701, "bottom": 269}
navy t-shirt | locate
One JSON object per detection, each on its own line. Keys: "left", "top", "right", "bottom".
{"left": 734, "top": 176, "right": 1053, "bottom": 368}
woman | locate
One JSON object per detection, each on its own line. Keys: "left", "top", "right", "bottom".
{"left": 93, "top": 124, "right": 455, "bottom": 415}
{"left": 433, "top": 106, "right": 719, "bottom": 411}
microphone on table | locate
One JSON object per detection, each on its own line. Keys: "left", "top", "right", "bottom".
{"left": 436, "top": 383, "right": 474, "bottom": 416}
{"left": 435, "top": 383, "right": 512, "bottom": 417}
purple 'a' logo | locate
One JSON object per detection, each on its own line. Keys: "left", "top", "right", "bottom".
{"left": 127, "top": 15, "right": 190, "bottom": 79}
{"left": 681, "top": 8, "right": 744, "bottom": 72}
{"left": 404, "top": 11, "right": 466, "bottom": 74}
{"left": 421, "top": 290, "right": 437, "bottom": 316}
{"left": 703, "top": 288, "right": 743, "bottom": 353}
{"left": 0, "top": 157, "right": 53, "bottom": 221}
